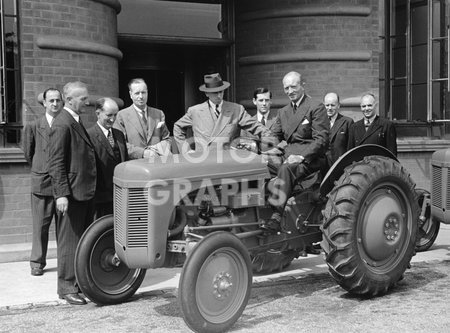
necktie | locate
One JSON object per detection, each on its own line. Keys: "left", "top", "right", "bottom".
{"left": 215, "top": 104, "right": 220, "bottom": 118}
{"left": 328, "top": 117, "right": 333, "bottom": 128}
{"left": 292, "top": 103, "right": 297, "bottom": 113}
{"left": 261, "top": 117, "right": 266, "bottom": 126}
{"left": 141, "top": 110, "right": 147, "bottom": 126}
{"left": 365, "top": 120, "right": 370, "bottom": 131}
{"left": 107, "top": 129, "right": 115, "bottom": 148}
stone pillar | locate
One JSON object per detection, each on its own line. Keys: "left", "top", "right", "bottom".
{"left": 21, "top": 0, "right": 122, "bottom": 124}
{"left": 235, "top": 0, "right": 379, "bottom": 116}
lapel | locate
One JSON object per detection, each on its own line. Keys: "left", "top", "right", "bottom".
{"left": 361, "top": 116, "right": 381, "bottom": 142}
{"left": 37, "top": 116, "right": 51, "bottom": 144}
{"left": 210, "top": 101, "right": 233, "bottom": 142}
{"left": 61, "top": 109, "right": 93, "bottom": 147}
{"left": 94, "top": 124, "right": 116, "bottom": 159}
{"left": 330, "top": 114, "right": 344, "bottom": 142}
{"left": 128, "top": 106, "right": 147, "bottom": 142}
{"left": 146, "top": 107, "right": 157, "bottom": 143}
{"left": 113, "top": 128, "right": 127, "bottom": 162}
{"left": 265, "top": 109, "right": 277, "bottom": 129}
{"left": 285, "top": 97, "right": 309, "bottom": 140}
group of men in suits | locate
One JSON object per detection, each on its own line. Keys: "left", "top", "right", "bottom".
{"left": 23, "top": 71, "right": 397, "bottom": 304}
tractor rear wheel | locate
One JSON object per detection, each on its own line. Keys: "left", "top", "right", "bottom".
{"left": 321, "top": 156, "right": 418, "bottom": 296}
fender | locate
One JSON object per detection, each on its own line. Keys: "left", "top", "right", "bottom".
{"left": 320, "top": 144, "right": 398, "bottom": 197}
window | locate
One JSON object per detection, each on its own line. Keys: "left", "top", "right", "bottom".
{"left": 385, "top": 0, "right": 450, "bottom": 137}
{"left": 0, "top": 0, "right": 21, "bottom": 148}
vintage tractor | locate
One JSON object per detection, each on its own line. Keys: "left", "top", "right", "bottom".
{"left": 74, "top": 144, "right": 418, "bottom": 333}
{"left": 415, "top": 147, "right": 450, "bottom": 251}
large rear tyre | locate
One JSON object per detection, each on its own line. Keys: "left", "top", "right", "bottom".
{"left": 179, "top": 231, "right": 252, "bottom": 333}
{"left": 415, "top": 189, "right": 440, "bottom": 252}
{"left": 321, "top": 156, "right": 418, "bottom": 296}
{"left": 75, "top": 215, "right": 146, "bottom": 305}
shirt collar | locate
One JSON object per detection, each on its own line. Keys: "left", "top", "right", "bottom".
{"left": 365, "top": 115, "right": 376, "bottom": 125}
{"left": 64, "top": 106, "right": 79, "bottom": 122}
{"left": 97, "top": 122, "right": 110, "bottom": 137}
{"left": 257, "top": 112, "right": 267, "bottom": 122}
{"left": 292, "top": 94, "right": 305, "bottom": 109}
{"left": 45, "top": 113, "right": 55, "bottom": 127}
{"left": 329, "top": 113, "right": 338, "bottom": 123}
{"left": 208, "top": 100, "right": 223, "bottom": 112}
{"left": 133, "top": 104, "right": 147, "bottom": 115}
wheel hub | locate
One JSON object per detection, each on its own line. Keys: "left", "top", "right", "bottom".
{"left": 384, "top": 216, "right": 400, "bottom": 241}
{"left": 212, "top": 272, "right": 233, "bottom": 300}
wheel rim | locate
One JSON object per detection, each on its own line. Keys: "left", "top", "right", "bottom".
{"left": 417, "top": 218, "right": 437, "bottom": 246}
{"left": 195, "top": 247, "right": 249, "bottom": 324}
{"left": 89, "top": 229, "right": 143, "bottom": 294}
{"left": 358, "top": 182, "right": 412, "bottom": 272}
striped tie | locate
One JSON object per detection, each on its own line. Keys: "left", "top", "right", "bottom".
{"left": 107, "top": 129, "right": 115, "bottom": 148}
{"left": 215, "top": 104, "right": 220, "bottom": 118}
{"left": 261, "top": 117, "right": 266, "bottom": 126}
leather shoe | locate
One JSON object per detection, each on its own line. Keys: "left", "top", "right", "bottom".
{"left": 59, "top": 293, "right": 87, "bottom": 305}
{"left": 31, "top": 268, "right": 43, "bottom": 276}
{"left": 306, "top": 245, "right": 321, "bottom": 255}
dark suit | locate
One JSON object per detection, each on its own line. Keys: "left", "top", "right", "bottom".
{"left": 23, "top": 115, "right": 57, "bottom": 270}
{"left": 114, "top": 105, "right": 171, "bottom": 159}
{"left": 269, "top": 96, "right": 329, "bottom": 209}
{"left": 87, "top": 123, "right": 128, "bottom": 218}
{"left": 326, "top": 114, "right": 354, "bottom": 167}
{"left": 48, "top": 108, "right": 96, "bottom": 296}
{"left": 240, "top": 109, "right": 278, "bottom": 137}
{"left": 347, "top": 115, "right": 397, "bottom": 156}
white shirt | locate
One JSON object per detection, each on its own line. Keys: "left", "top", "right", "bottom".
{"left": 133, "top": 104, "right": 147, "bottom": 119}
{"left": 97, "top": 122, "right": 110, "bottom": 138}
{"left": 292, "top": 94, "right": 305, "bottom": 109}
{"left": 45, "top": 113, "right": 55, "bottom": 127}
{"left": 208, "top": 100, "right": 223, "bottom": 114}
{"left": 64, "top": 106, "right": 79, "bottom": 123}
{"left": 329, "top": 113, "right": 338, "bottom": 128}
{"left": 257, "top": 112, "right": 267, "bottom": 124}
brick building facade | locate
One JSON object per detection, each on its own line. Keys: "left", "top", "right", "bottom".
{"left": 0, "top": 0, "right": 446, "bottom": 244}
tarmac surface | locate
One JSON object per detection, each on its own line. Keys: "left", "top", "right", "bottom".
{"left": 1, "top": 224, "right": 449, "bottom": 310}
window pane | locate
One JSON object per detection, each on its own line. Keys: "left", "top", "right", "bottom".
{"left": 411, "top": 4, "right": 427, "bottom": 45}
{"left": 411, "top": 84, "right": 427, "bottom": 121}
{"left": 411, "top": 44, "right": 427, "bottom": 83}
{"left": 431, "top": 81, "right": 449, "bottom": 120}
{"left": 392, "top": 44, "right": 406, "bottom": 78}
{"left": 118, "top": 0, "right": 223, "bottom": 39}
{"left": 431, "top": 40, "right": 446, "bottom": 80}
{"left": 3, "top": 0, "right": 17, "bottom": 16}
{"left": 392, "top": 80, "right": 407, "bottom": 120}
{"left": 4, "top": 17, "right": 19, "bottom": 69}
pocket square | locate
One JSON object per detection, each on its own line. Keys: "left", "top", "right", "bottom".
{"left": 156, "top": 121, "right": 165, "bottom": 129}
{"left": 301, "top": 118, "right": 309, "bottom": 125}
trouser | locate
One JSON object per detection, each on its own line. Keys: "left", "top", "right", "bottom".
{"left": 56, "top": 198, "right": 94, "bottom": 296}
{"left": 30, "top": 194, "right": 57, "bottom": 269}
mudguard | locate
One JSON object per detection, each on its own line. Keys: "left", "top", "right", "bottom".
{"left": 320, "top": 144, "right": 398, "bottom": 197}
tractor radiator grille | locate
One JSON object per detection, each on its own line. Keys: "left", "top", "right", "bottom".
{"left": 114, "top": 185, "right": 149, "bottom": 248}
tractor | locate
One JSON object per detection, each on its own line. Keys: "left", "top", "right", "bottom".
{"left": 74, "top": 143, "right": 418, "bottom": 333}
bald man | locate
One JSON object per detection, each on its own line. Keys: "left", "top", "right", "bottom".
{"left": 87, "top": 97, "right": 128, "bottom": 218}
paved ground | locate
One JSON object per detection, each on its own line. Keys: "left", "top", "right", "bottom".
{"left": 1, "top": 224, "right": 449, "bottom": 310}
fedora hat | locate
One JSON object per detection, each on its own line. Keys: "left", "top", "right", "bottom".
{"left": 199, "top": 73, "right": 230, "bottom": 92}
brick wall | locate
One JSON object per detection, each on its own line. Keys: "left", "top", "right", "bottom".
{"left": 235, "top": 0, "right": 379, "bottom": 109}
{"left": 0, "top": 0, "right": 121, "bottom": 244}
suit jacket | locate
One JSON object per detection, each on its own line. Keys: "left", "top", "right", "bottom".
{"left": 271, "top": 96, "right": 329, "bottom": 164}
{"left": 173, "top": 100, "right": 273, "bottom": 151}
{"left": 240, "top": 109, "right": 278, "bottom": 139}
{"left": 113, "top": 105, "right": 171, "bottom": 159}
{"left": 48, "top": 108, "right": 97, "bottom": 201}
{"left": 23, "top": 116, "right": 54, "bottom": 196}
{"left": 326, "top": 113, "right": 354, "bottom": 166}
{"left": 87, "top": 124, "right": 128, "bottom": 204}
{"left": 347, "top": 115, "right": 397, "bottom": 156}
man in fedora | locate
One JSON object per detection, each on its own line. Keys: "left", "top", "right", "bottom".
{"left": 174, "top": 73, "right": 274, "bottom": 152}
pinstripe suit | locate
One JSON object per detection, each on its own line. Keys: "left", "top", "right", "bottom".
{"left": 48, "top": 108, "right": 96, "bottom": 296}
{"left": 23, "top": 115, "right": 57, "bottom": 270}
{"left": 87, "top": 123, "right": 128, "bottom": 218}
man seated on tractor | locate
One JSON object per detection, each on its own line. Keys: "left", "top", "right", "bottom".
{"left": 261, "top": 71, "right": 329, "bottom": 235}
